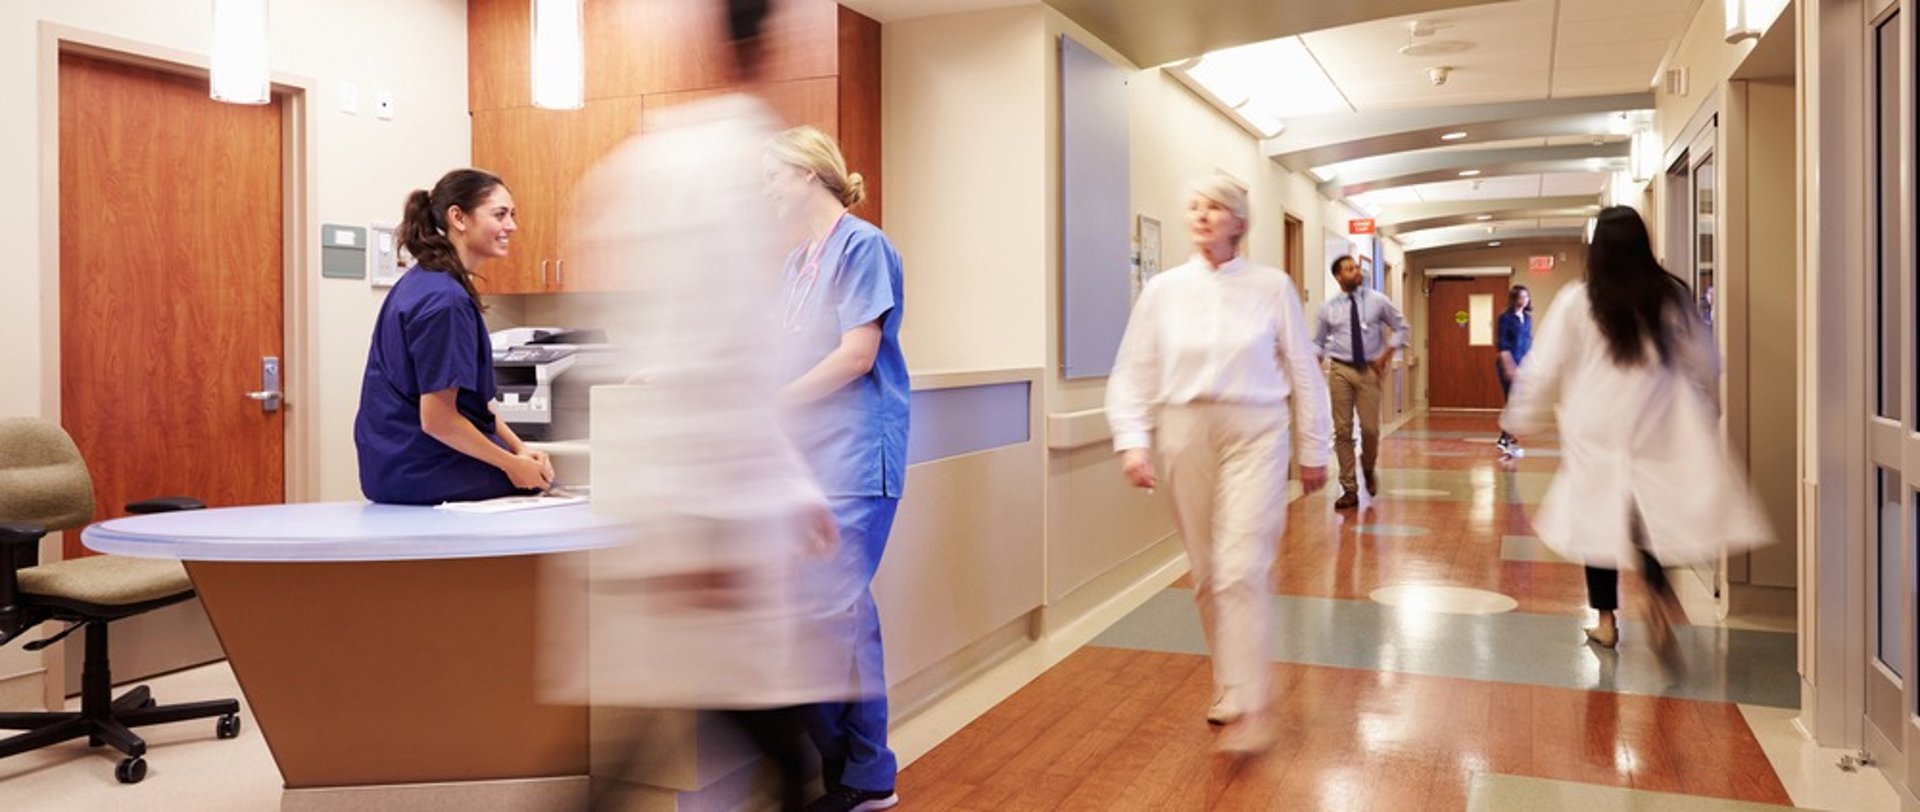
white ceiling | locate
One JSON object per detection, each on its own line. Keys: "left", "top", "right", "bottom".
{"left": 839, "top": 0, "right": 1033, "bottom": 23}
{"left": 1297, "top": 0, "right": 1692, "bottom": 110}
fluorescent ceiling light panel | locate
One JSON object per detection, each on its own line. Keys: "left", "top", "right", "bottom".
{"left": 1458, "top": 169, "right": 1482, "bottom": 177}
{"left": 1183, "top": 55, "right": 1250, "bottom": 108}
{"left": 1488, "top": 241, "right": 1502, "bottom": 247}
{"left": 1441, "top": 131, "right": 1469, "bottom": 141}
{"left": 532, "top": 0, "right": 585, "bottom": 110}
{"left": 210, "top": 0, "right": 271, "bottom": 104}
{"left": 1306, "top": 166, "right": 1337, "bottom": 183}
{"left": 1197, "top": 37, "right": 1349, "bottom": 120}
{"left": 1476, "top": 214, "right": 1493, "bottom": 220}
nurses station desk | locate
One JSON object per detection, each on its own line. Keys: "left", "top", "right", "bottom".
{"left": 82, "top": 502, "right": 631, "bottom": 809}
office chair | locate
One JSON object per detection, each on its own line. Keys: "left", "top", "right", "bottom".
{"left": 0, "top": 417, "right": 239, "bottom": 784}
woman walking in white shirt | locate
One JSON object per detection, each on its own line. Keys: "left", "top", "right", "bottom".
{"left": 1500, "top": 206, "right": 1769, "bottom": 670}
{"left": 1106, "top": 176, "right": 1333, "bottom": 754}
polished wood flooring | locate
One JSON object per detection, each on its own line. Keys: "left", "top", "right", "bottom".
{"left": 897, "top": 413, "right": 1785, "bottom": 810}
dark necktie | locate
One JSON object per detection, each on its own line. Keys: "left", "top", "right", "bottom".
{"left": 1348, "top": 290, "right": 1366, "bottom": 366}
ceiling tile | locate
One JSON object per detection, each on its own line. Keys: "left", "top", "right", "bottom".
{"left": 1538, "top": 171, "right": 1612, "bottom": 195}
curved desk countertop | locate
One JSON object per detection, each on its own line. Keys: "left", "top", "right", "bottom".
{"left": 82, "top": 501, "right": 631, "bottom": 562}
{"left": 79, "top": 501, "right": 631, "bottom": 808}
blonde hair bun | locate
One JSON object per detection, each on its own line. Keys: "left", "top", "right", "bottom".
{"left": 769, "top": 126, "right": 864, "bottom": 208}
{"left": 843, "top": 172, "right": 867, "bottom": 207}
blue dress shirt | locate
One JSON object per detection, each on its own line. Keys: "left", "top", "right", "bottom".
{"left": 1313, "top": 287, "right": 1410, "bottom": 365}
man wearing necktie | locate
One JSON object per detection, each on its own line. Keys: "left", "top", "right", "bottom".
{"left": 1313, "top": 255, "right": 1410, "bottom": 510}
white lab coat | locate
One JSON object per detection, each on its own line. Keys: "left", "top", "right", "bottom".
{"left": 539, "top": 94, "right": 852, "bottom": 709}
{"left": 1499, "top": 282, "right": 1771, "bottom": 568}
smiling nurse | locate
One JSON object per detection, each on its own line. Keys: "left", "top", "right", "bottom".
{"left": 353, "top": 169, "right": 553, "bottom": 504}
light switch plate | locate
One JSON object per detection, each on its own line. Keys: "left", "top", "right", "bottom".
{"left": 339, "top": 82, "right": 359, "bottom": 115}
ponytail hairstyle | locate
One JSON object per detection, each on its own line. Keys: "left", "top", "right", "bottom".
{"left": 398, "top": 168, "right": 506, "bottom": 311}
{"left": 1585, "top": 205, "right": 1691, "bottom": 367}
{"left": 766, "top": 126, "right": 866, "bottom": 208}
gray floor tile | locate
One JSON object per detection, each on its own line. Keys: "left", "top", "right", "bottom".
{"left": 1091, "top": 589, "right": 1799, "bottom": 708}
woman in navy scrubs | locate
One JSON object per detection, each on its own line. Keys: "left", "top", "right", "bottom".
{"left": 354, "top": 168, "right": 553, "bottom": 504}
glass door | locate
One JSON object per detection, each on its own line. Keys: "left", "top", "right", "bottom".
{"left": 1865, "top": 0, "right": 1911, "bottom": 770}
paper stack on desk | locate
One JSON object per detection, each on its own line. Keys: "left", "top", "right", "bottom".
{"left": 434, "top": 492, "right": 587, "bottom": 514}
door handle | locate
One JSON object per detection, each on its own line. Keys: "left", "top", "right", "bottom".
{"left": 249, "top": 356, "right": 283, "bottom": 413}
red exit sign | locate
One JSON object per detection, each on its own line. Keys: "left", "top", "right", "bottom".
{"left": 1348, "top": 218, "right": 1376, "bottom": 235}
{"left": 1528, "top": 255, "right": 1555, "bottom": 273}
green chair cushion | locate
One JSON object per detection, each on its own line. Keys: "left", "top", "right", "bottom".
{"left": 18, "top": 556, "right": 192, "bottom": 606}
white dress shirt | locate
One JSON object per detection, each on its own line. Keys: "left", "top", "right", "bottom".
{"left": 1105, "top": 255, "right": 1333, "bottom": 466}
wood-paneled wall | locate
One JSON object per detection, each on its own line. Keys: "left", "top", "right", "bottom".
{"left": 468, "top": 0, "right": 882, "bottom": 294}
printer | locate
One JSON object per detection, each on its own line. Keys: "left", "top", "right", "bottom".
{"left": 490, "top": 327, "right": 611, "bottom": 441}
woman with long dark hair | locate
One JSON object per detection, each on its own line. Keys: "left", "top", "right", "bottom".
{"left": 1500, "top": 206, "right": 1768, "bottom": 667}
{"left": 1494, "top": 284, "right": 1531, "bottom": 457}
{"left": 353, "top": 168, "right": 552, "bottom": 504}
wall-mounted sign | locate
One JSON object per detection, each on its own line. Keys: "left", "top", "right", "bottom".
{"left": 1528, "top": 255, "right": 1555, "bottom": 274}
{"left": 1348, "top": 218, "right": 1376, "bottom": 235}
{"left": 1454, "top": 310, "right": 1470, "bottom": 325}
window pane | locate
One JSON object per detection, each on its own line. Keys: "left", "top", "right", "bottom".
{"left": 1876, "top": 14, "right": 1903, "bottom": 419}
{"left": 1879, "top": 467, "right": 1904, "bottom": 677}
{"left": 1468, "top": 294, "right": 1494, "bottom": 346}
{"left": 1694, "top": 156, "right": 1716, "bottom": 327}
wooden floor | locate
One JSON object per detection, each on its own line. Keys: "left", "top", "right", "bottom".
{"left": 896, "top": 413, "right": 1791, "bottom": 811}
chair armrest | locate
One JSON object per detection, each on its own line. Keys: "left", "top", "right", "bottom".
{"left": 0, "top": 522, "right": 48, "bottom": 642}
{"left": 125, "top": 496, "right": 206, "bottom": 514}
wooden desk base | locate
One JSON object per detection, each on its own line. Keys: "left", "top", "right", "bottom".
{"left": 187, "top": 556, "right": 588, "bottom": 789}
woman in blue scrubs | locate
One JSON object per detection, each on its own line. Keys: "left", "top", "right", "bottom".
{"left": 354, "top": 169, "right": 553, "bottom": 504}
{"left": 763, "top": 126, "right": 907, "bottom": 812}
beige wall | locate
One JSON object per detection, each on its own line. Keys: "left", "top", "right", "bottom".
{"left": 884, "top": 6, "right": 1049, "bottom": 373}
{"left": 1734, "top": 77, "right": 1799, "bottom": 586}
{"left": 2, "top": 0, "right": 473, "bottom": 504}
{"left": 1403, "top": 241, "right": 1587, "bottom": 411}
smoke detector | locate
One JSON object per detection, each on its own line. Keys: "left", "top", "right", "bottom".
{"left": 1427, "top": 66, "right": 1454, "bottom": 86}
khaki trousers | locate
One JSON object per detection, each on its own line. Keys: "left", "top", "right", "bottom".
{"left": 1158, "top": 403, "right": 1288, "bottom": 716}
{"left": 1327, "top": 362, "right": 1381, "bottom": 494}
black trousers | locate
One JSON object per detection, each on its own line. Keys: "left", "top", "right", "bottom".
{"left": 1583, "top": 509, "right": 1669, "bottom": 612}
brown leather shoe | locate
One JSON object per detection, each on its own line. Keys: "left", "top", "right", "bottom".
{"left": 1334, "top": 491, "right": 1359, "bottom": 510}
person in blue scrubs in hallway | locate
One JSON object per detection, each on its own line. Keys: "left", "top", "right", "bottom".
{"left": 763, "top": 125, "right": 907, "bottom": 812}
{"left": 1494, "top": 284, "right": 1532, "bottom": 458}
{"left": 354, "top": 168, "right": 553, "bottom": 504}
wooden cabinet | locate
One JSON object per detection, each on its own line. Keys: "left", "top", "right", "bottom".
{"left": 469, "top": 0, "right": 881, "bottom": 295}
{"left": 472, "top": 98, "right": 642, "bottom": 294}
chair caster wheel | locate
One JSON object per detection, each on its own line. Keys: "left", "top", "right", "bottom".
{"left": 216, "top": 714, "right": 241, "bottom": 740}
{"left": 116, "top": 756, "right": 147, "bottom": 784}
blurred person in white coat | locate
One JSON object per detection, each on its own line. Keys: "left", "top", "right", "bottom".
{"left": 1500, "top": 205, "right": 1770, "bottom": 669}
{"left": 542, "top": 2, "right": 847, "bottom": 809}
{"left": 1106, "top": 176, "right": 1333, "bottom": 754}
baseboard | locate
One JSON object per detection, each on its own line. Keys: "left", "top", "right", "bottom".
{"left": 280, "top": 776, "right": 589, "bottom": 812}
{"left": 0, "top": 668, "right": 47, "bottom": 712}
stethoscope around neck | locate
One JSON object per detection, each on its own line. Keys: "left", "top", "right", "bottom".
{"left": 781, "top": 213, "right": 846, "bottom": 332}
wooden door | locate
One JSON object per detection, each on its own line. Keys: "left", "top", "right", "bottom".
{"left": 1283, "top": 213, "right": 1306, "bottom": 300}
{"left": 59, "top": 53, "right": 284, "bottom": 558}
{"left": 1426, "top": 276, "right": 1510, "bottom": 409}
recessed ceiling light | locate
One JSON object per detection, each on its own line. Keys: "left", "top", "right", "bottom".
{"left": 1488, "top": 241, "right": 1502, "bottom": 247}
{"left": 1441, "top": 131, "right": 1469, "bottom": 141}
{"left": 1458, "top": 169, "right": 1482, "bottom": 177}
{"left": 1475, "top": 214, "right": 1493, "bottom": 221}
